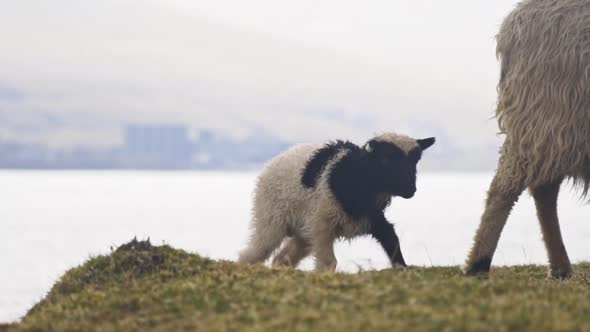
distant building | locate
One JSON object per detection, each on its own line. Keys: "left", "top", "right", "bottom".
{"left": 0, "top": 124, "right": 294, "bottom": 170}
{"left": 123, "top": 125, "right": 192, "bottom": 169}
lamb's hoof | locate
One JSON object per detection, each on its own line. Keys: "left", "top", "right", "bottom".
{"left": 549, "top": 266, "right": 573, "bottom": 280}
{"left": 462, "top": 257, "right": 492, "bottom": 276}
{"left": 271, "top": 256, "right": 292, "bottom": 267}
{"left": 314, "top": 261, "right": 337, "bottom": 273}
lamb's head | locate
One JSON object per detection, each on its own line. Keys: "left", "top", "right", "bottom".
{"left": 364, "top": 133, "right": 435, "bottom": 199}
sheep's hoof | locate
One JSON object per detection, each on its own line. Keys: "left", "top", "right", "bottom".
{"left": 391, "top": 263, "right": 407, "bottom": 270}
{"left": 462, "top": 257, "right": 492, "bottom": 276}
{"left": 549, "top": 266, "right": 573, "bottom": 280}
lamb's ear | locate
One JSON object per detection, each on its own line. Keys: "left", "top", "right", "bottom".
{"left": 417, "top": 137, "right": 436, "bottom": 151}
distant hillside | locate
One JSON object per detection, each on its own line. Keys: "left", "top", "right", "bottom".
{"left": 0, "top": 123, "right": 498, "bottom": 171}
{"left": 0, "top": 125, "right": 290, "bottom": 170}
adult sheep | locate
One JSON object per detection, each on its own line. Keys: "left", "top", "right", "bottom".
{"left": 238, "top": 133, "right": 435, "bottom": 272}
{"left": 464, "top": 0, "right": 590, "bottom": 279}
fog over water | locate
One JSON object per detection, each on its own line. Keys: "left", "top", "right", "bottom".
{"left": 2, "top": 171, "right": 590, "bottom": 322}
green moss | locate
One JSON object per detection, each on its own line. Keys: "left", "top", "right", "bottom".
{"left": 13, "top": 239, "right": 590, "bottom": 331}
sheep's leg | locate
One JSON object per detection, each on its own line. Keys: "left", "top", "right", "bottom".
{"left": 271, "top": 236, "right": 311, "bottom": 267}
{"left": 238, "top": 222, "right": 286, "bottom": 264}
{"left": 530, "top": 179, "right": 573, "bottom": 279}
{"left": 312, "top": 222, "right": 337, "bottom": 272}
{"left": 464, "top": 167, "right": 525, "bottom": 275}
{"left": 370, "top": 212, "right": 406, "bottom": 268}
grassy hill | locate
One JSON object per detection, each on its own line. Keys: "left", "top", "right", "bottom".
{"left": 5, "top": 239, "right": 590, "bottom": 331}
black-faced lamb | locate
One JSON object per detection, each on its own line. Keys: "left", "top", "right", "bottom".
{"left": 464, "top": 0, "right": 590, "bottom": 279}
{"left": 238, "top": 133, "right": 435, "bottom": 272}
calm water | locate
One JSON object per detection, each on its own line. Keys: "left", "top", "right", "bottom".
{"left": 2, "top": 171, "right": 590, "bottom": 322}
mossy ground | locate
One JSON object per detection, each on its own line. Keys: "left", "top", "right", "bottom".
{"left": 6, "top": 239, "right": 590, "bottom": 331}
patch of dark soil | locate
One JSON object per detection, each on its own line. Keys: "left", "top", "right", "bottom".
{"left": 115, "top": 237, "right": 156, "bottom": 253}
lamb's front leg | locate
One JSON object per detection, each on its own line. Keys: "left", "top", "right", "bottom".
{"left": 311, "top": 221, "right": 337, "bottom": 272}
{"left": 370, "top": 212, "right": 406, "bottom": 268}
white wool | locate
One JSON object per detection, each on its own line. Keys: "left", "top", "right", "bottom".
{"left": 239, "top": 133, "right": 419, "bottom": 271}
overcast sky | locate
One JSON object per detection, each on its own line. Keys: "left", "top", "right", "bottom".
{"left": 0, "top": 0, "right": 519, "bottom": 153}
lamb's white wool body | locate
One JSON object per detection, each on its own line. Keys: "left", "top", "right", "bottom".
{"left": 238, "top": 144, "right": 366, "bottom": 271}
{"left": 238, "top": 133, "right": 431, "bottom": 271}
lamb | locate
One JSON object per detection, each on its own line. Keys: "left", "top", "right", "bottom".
{"left": 464, "top": 0, "right": 590, "bottom": 279}
{"left": 238, "top": 133, "right": 435, "bottom": 272}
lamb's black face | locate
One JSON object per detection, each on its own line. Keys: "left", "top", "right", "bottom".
{"left": 365, "top": 137, "right": 435, "bottom": 199}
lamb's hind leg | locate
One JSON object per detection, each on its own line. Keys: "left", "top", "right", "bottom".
{"left": 464, "top": 163, "right": 525, "bottom": 275}
{"left": 239, "top": 221, "right": 287, "bottom": 264}
{"left": 272, "top": 236, "right": 311, "bottom": 267}
{"left": 530, "top": 179, "right": 573, "bottom": 279}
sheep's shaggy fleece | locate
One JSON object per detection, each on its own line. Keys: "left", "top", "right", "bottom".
{"left": 495, "top": 0, "right": 590, "bottom": 195}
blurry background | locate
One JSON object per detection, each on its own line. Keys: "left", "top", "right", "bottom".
{"left": 0, "top": 0, "right": 520, "bottom": 171}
